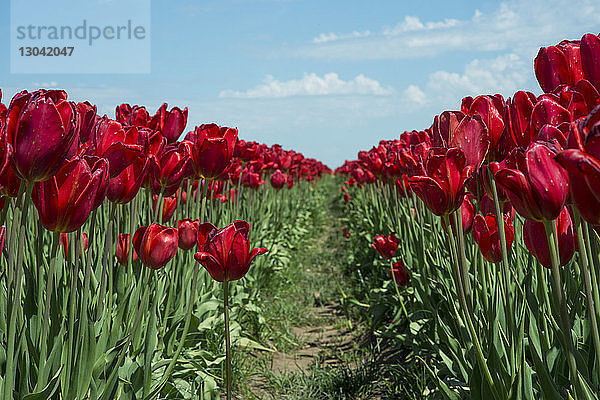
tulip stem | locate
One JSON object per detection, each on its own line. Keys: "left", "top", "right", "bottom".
{"left": 4, "top": 183, "right": 31, "bottom": 400}
{"left": 543, "top": 220, "right": 585, "bottom": 400}
{"left": 444, "top": 214, "right": 499, "bottom": 400}
{"left": 390, "top": 262, "right": 410, "bottom": 322}
{"left": 572, "top": 210, "right": 600, "bottom": 388}
{"left": 37, "top": 231, "right": 60, "bottom": 390}
{"left": 145, "top": 263, "right": 200, "bottom": 400}
{"left": 223, "top": 279, "right": 232, "bottom": 400}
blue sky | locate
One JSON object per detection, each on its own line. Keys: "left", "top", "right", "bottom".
{"left": 1, "top": 0, "right": 600, "bottom": 167}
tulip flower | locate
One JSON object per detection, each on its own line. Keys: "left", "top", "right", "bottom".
{"left": 465, "top": 95, "right": 506, "bottom": 160}
{"left": 343, "top": 192, "right": 350, "bottom": 204}
{"left": 535, "top": 45, "right": 575, "bottom": 93}
{"left": 178, "top": 219, "right": 200, "bottom": 250}
{"left": 493, "top": 142, "right": 569, "bottom": 222}
{"left": 194, "top": 220, "right": 268, "bottom": 282}
{"left": 270, "top": 169, "right": 287, "bottom": 190}
{"left": 32, "top": 156, "right": 108, "bottom": 233}
{"left": 389, "top": 261, "right": 410, "bottom": 287}
{"left": 371, "top": 234, "right": 401, "bottom": 259}
{"left": 409, "top": 148, "right": 474, "bottom": 216}
{"left": 190, "top": 123, "right": 238, "bottom": 180}
{"left": 115, "top": 233, "right": 138, "bottom": 266}
{"left": 107, "top": 156, "right": 150, "bottom": 204}
{"left": 132, "top": 224, "right": 178, "bottom": 270}
{"left": 152, "top": 145, "right": 191, "bottom": 197}
{"left": 59, "top": 232, "right": 89, "bottom": 259}
{"left": 523, "top": 207, "right": 576, "bottom": 269}
{"left": 472, "top": 214, "right": 515, "bottom": 263}
{"left": 76, "top": 101, "right": 97, "bottom": 143}
{"left": 441, "top": 195, "right": 475, "bottom": 234}
{"left": 555, "top": 111, "right": 600, "bottom": 224}
{"left": 581, "top": 33, "right": 600, "bottom": 91}
{"left": 152, "top": 195, "right": 178, "bottom": 223}
{"left": 5, "top": 89, "right": 78, "bottom": 182}
{"left": 448, "top": 115, "right": 490, "bottom": 168}
{"left": 160, "top": 105, "right": 188, "bottom": 144}
{"left": 506, "top": 91, "right": 537, "bottom": 149}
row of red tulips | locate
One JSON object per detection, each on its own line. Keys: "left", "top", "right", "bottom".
{"left": 337, "top": 32, "right": 600, "bottom": 399}
{"left": 0, "top": 86, "right": 330, "bottom": 399}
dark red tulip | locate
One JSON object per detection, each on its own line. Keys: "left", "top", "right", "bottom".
{"left": 581, "top": 33, "right": 600, "bottom": 91}
{"left": 389, "top": 261, "right": 410, "bottom": 286}
{"left": 506, "top": 91, "right": 537, "bottom": 149}
{"left": 115, "top": 233, "right": 138, "bottom": 266}
{"left": 493, "top": 142, "right": 569, "bottom": 221}
{"left": 152, "top": 195, "right": 178, "bottom": 223}
{"left": 371, "top": 234, "right": 401, "bottom": 259}
{"left": 107, "top": 156, "right": 150, "bottom": 204}
{"left": 431, "top": 110, "right": 464, "bottom": 147}
{"left": 178, "top": 218, "right": 200, "bottom": 250}
{"left": 270, "top": 169, "right": 287, "bottom": 190}
{"left": 5, "top": 89, "right": 78, "bottom": 182}
{"left": 32, "top": 156, "right": 108, "bottom": 233}
{"left": 466, "top": 95, "right": 506, "bottom": 156}
{"left": 556, "top": 123, "right": 600, "bottom": 225}
{"left": 530, "top": 97, "right": 571, "bottom": 137}
{"left": 132, "top": 224, "right": 178, "bottom": 270}
{"left": 343, "top": 192, "right": 350, "bottom": 204}
{"left": 76, "top": 101, "right": 97, "bottom": 143}
{"left": 59, "top": 232, "right": 89, "bottom": 258}
{"left": 472, "top": 214, "right": 515, "bottom": 263}
{"left": 162, "top": 105, "right": 188, "bottom": 143}
{"left": 190, "top": 124, "right": 238, "bottom": 180}
{"left": 523, "top": 206, "right": 575, "bottom": 269}
{"left": 194, "top": 220, "right": 268, "bottom": 282}
{"left": 441, "top": 195, "right": 475, "bottom": 234}
{"left": 449, "top": 115, "right": 490, "bottom": 168}
{"left": 409, "top": 148, "right": 474, "bottom": 216}
{"left": 152, "top": 145, "right": 190, "bottom": 196}
{"left": 535, "top": 46, "right": 573, "bottom": 93}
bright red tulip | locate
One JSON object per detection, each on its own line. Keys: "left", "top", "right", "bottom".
{"left": 581, "top": 33, "right": 600, "bottom": 91}
{"left": 506, "top": 91, "right": 537, "bottom": 149}
{"left": 59, "top": 232, "right": 89, "bottom": 258}
{"left": 115, "top": 233, "right": 138, "bottom": 266}
{"left": 523, "top": 206, "right": 575, "bottom": 269}
{"left": 158, "top": 104, "right": 188, "bottom": 144}
{"left": 389, "top": 261, "right": 410, "bottom": 286}
{"left": 152, "top": 145, "right": 191, "bottom": 197}
{"left": 493, "top": 142, "right": 569, "bottom": 222}
{"left": 76, "top": 101, "right": 97, "bottom": 143}
{"left": 194, "top": 220, "right": 268, "bottom": 282}
{"left": 5, "top": 89, "right": 78, "bottom": 182}
{"left": 371, "top": 234, "right": 401, "bottom": 259}
{"left": 178, "top": 218, "right": 200, "bottom": 250}
{"left": 132, "top": 224, "right": 178, "bottom": 270}
{"left": 32, "top": 156, "right": 108, "bottom": 233}
{"left": 190, "top": 124, "right": 238, "bottom": 180}
{"left": 409, "top": 148, "right": 474, "bottom": 216}
{"left": 472, "top": 214, "right": 515, "bottom": 263}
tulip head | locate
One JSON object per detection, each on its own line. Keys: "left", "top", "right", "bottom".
{"left": 371, "top": 234, "right": 401, "bottom": 259}
{"left": 132, "top": 223, "right": 178, "bottom": 270}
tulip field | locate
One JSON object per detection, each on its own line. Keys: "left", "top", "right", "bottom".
{"left": 3, "top": 32, "right": 600, "bottom": 399}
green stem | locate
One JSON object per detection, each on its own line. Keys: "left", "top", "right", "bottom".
{"left": 543, "top": 220, "right": 584, "bottom": 400}
{"left": 37, "top": 232, "right": 60, "bottom": 390}
{"left": 224, "top": 279, "right": 232, "bottom": 400}
{"left": 145, "top": 263, "right": 200, "bottom": 400}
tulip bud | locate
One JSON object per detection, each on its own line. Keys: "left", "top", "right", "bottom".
{"left": 132, "top": 224, "right": 178, "bottom": 270}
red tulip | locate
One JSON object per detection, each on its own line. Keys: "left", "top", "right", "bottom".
{"left": 194, "top": 220, "right": 268, "bottom": 282}
{"left": 107, "top": 156, "right": 150, "bottom": 204}
{"left": 76, "top": 101, "right": 97, "bottom": 143}
{"left": 132, "top": 224, "right": 178, "bottom": 270}
{"left": 160, "top": 105, "right": 188, "bottom": 144}
{"left": 115, "top": 233, "right": 138, "bottom": 266}
{"left": 152, "top": 145, "right": 191, "bottom": 197}
{"left": 152, "top": 195, "right": 178, "bottom": 223}
{"left": 389, "top": 261, "right": 410, "bottom": 286}
{"left": 32, "top": 156, "right": 108, "bottom": 233}
{"left": 465, "top": 95, "right": 506, "bottom": 157}
{"left": 581, "top": 33, "right": 600, "bottom": 91}
{"left": 506, "top": 91, "right": 537, "bottom": 149}
{"left": 441, "top": 195, "right": 475, "bottom": 234}
{"left": 178, "top": 218, "right": 200, "bottom": 250}
{"left": 535, "top": 45, "right": 574, "bottom": 93}
{"left": 5, "top": 89, "right": 78, "bottom": 182}
{"left": 493, "top": 142, "right": 569, "bottom": 221}
{"left": 270, "top": 169, "right": 287, "bottom": 190}
{"left": 523, "top": 207, "right": 575, "bottom": 269}
{"left": 449, "top": 115, "right": 490, "bottom": 168}
{"left": 409, "top": 148, "right": 474, "bottom": 216}
{"left": 555, "top": 110, "right": 600, "bottom": 224}
{"left": 371, "top": 234, "right": 401, "bottom": 259}
{"left": 59, "top": 232, "right": 89, "bottom": 258}
{"left": 472, "top": 214, "right": 515, "bottom": 263}
{"left": 190, "top": 124, "right": 238, "bottom": 180}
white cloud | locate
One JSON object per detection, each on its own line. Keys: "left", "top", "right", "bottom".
{"left": 403, "top": 85, "right": 427, "bottom": 106}
{"left": 219, "top": 72, "right": 394, "bottom": 98}
{"left": 295, "top": 0, "right": 600, "bottom": 61}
